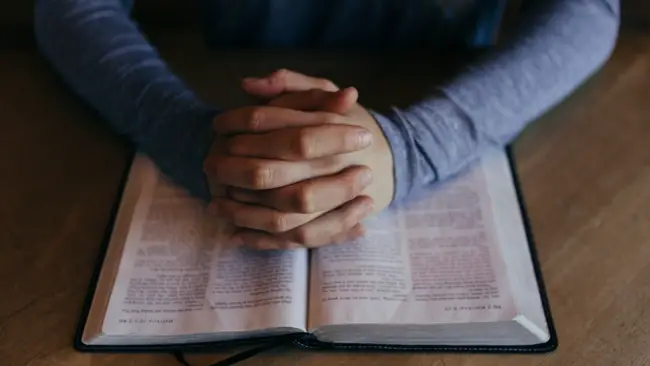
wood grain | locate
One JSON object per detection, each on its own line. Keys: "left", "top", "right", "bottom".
{"left": 1, "top": 28, "right": 650, "bottom": 366}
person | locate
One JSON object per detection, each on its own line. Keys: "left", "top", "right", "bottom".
{"left": 33, "top": 0, "right": 620, "bottom": 249}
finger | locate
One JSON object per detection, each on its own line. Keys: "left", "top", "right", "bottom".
{"left": 343, "top": 223, "right": 366, "bottom": 241}
{"left": 242, "top": 68, "right": 355, "bottom": 115}
{"left": 279, "top": 195, "right": 373, "bottom": 248}
{"left": 213, "top": 105, "right": 347, "bottom": 134}
{"left": 204, "top": 155, "right": 345, "bottom": 190}
{"left": 229, "top": 230, "right": 302, "bottom": 251}
{"left": 268, "top": 87, "right": 358, "bottom": 114}
{"left": 228, "top": 166, "right": 373, "bottom": 213}
{"left": 224, "top": 125, "right": 373, "bottom": 161}
{"left": 209, "top": 197, "right": 319, "bottom": 233}
{"left": 242, "top": 68, "right": 339, "bottom": 99}
{"left": 234, "top": 223, "right": 366, "bottom": 251}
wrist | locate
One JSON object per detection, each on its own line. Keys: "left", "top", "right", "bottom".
{"left": 140, "top": 104, "right": 220, "bottom": 202}
{"left": 367, "top": 108, "right": 408, "bottom": 207}
{"left": 357, "top": 108, "right": 394, "bottom": 214}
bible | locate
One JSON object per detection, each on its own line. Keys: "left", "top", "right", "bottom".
{"left": 74, "top": 147, "right": 557, "bottom": 354}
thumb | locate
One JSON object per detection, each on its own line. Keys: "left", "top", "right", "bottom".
{"left": 242, "top": 69, "right": 339, "bottom": 98}
{"left": 268, "top": 87, "right": 358, "bottom": 114}
{"left": 319, "top": 86, "right": 358, "bottom": 114}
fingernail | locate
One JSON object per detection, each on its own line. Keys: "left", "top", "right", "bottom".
{"left": 358, "top": 170, "right": 373, "bottom": 187}
{"left": 357, "top": 131, "right": 373, "bottom": 147}
{"left": 343, "top": 87, "right": 358, "bottom": 98}
{"left": 365, "top": 201, "right": 375, "bottom": 214}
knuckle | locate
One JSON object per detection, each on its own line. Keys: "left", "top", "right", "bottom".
{"left": 293, "top": 186, "right": 316, "bottom": 213}
{"left": 250, "top": 164, "right": 275, "bottom": 189}
{"left": 293, "top": 129, "right": 317, "bottom": 158}
{"left": 292, "top": 227, "right": 314, "bottom": 246}
{"left": 247, "top": 107, "right": 265, "bottom": 131}
{"left": 268, "top": 213, "right": 290, "bottom": 233}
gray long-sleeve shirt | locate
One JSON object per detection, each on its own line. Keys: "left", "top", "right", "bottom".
{"left": 33, "top": 0, "right": 620, "bottom": 206}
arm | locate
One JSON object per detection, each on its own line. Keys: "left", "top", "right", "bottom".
{"left": 34, "top": 0, "right": 218, "bottom": 201}
{"left": 372, "top": 0, "right": 621, "bottom": 205}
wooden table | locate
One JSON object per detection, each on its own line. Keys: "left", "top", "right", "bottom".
{"left": 1, "top": 27, "right": 650, "bottom": 366}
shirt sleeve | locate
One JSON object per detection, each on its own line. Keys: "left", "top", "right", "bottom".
{"left": 372, "top": 0, "right": 621, "bottom": 206}
{"left": 34, "top": 0, "right": 219, "bottom": 201}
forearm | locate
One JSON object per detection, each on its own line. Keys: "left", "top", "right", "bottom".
{"left": 34, "top": 0, "right": 217, "bottom": 201}
{"left": 376, "top": 0, "right": 620, "bottom": 204}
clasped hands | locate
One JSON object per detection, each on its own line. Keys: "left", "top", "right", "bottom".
{"left": 203, "top": 69, "right": 394, "bottom": 250}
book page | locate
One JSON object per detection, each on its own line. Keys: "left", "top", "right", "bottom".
{"left": 308, "top": 149, "right": 518, "bottom": 330}
{"left": 99, "top": 156, "right": 308, "bottom": 338}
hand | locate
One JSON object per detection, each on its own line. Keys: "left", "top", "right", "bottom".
{"left": 239, "top": 71, "right": 395, "bottom": 214}
{"left": 204, "top": 72, "right": 377, "bottom": 249}
{"left": 204, "top": 70, "right": 394, "bottom": 249}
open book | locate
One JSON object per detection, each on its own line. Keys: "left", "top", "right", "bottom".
{"left": 76, "top": 147, "right": 556, "bottom": 353}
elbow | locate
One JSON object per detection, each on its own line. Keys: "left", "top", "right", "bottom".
{"left": 33, "top": 0, "right": 58, "bottom": 53}
{"left": 33, "top": 0, "right": 80, "bottom": 59}
{"left": 33, "top": 0, "right": 79, "bottom": 72}
{"left": 33, "top": 0, "right": 76, "bottom": 41}
{"left": 33, "top": 0, "right": 132, "bottom": 56}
